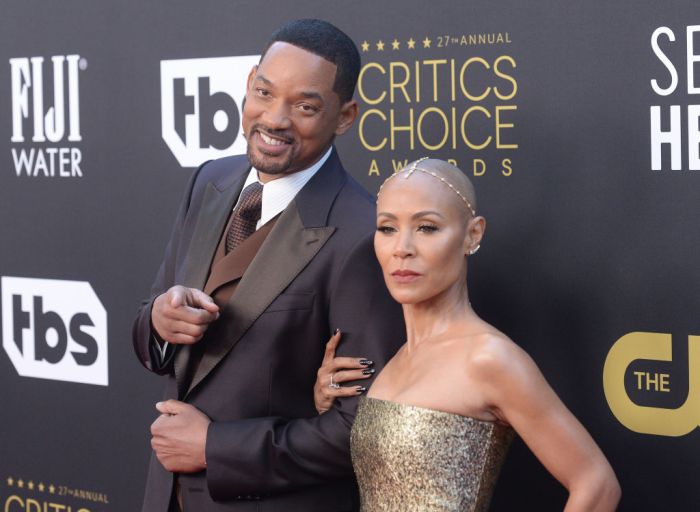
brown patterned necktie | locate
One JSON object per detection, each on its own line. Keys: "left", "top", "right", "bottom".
{"left": 225, "top": 182, "right": 264, "bottom": 253}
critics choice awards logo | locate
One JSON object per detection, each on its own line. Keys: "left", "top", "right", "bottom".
{"left": 1, "top": 277, "right": 108, "bottom": 386}
{"left": 161, "top": 55, "right": 260, "bottom": 167}
{"left": 353, "top": 31, "right": 518, "bottom": 179}
{"left": 9, "top": 55, "right": 86, "bottom": 178}
{"left": 3, "top": 475, "right": 109, "bottom": 511}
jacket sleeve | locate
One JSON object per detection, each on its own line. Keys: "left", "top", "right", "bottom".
{"left": 205, "top": 233, "right": 405, "bottom": 499}
{"left": 132, "top": 162, "right": 208, "bottom": 374}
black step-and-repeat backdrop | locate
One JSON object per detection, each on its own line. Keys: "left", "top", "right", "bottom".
{"left": 2, "top": 1, "right": 699, "bottom": 510}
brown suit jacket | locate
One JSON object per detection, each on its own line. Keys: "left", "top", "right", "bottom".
{"left": 133, "top": 148, "right": 405, "bottom": 511}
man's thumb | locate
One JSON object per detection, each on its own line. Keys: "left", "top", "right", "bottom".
{"left": 191, "top": 289, "right": 219, "bottom": 313}
{"left": 156, "top": 400, "right": 183, "bottom": 415}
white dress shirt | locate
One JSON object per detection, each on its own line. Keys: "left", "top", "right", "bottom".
{"left": 238, "top": 145, "right": 332, "bottom": 228}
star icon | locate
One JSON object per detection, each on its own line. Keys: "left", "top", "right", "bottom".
{"left": 7, "top": 477, "right": 13, "bottom": 486}
{"left": 28, "top": 481, "right": 35, "bottom": 490}
{"left": 376, "top": 40, "right": 385, "bottom": 51}
{"left": 49, "top": 484, "right": 56, "bottom": 494}
{"left": 18, "top": 479, "right": 24, "bottom": 488}
{"left": 407, "top": 38, "right": 416, "bottom": 49}
{"left": 423, "top": 37, "right": 432, "bottom": 48}
{"left": 361, "top": 40, "right": 370, "bottom": 52}
{"left": 391, "top": 39, "right": 400, "bottom": 50}
{"left": 38, "top": 483, "right": 45, "bottom": 492}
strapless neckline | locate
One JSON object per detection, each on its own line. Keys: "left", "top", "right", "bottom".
{"left": 364, "top": 396, "right": 501, "bottom": 426}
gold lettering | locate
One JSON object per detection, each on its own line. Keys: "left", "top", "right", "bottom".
{"left": 496, "top": 105, "right": 518, "bottom": 149}
{"left": 390, "top": 109, "right": 415, "bottom": 150}
{"left": 501, "top": 158, "right": 513, "bottom": 176}
{"left": 660, "top": 373, "right": 671, "bottom": 392}
{"left": 646, "top": 371, "right": 660, "bottom": 391}
{"left": 389, "top": 62, "right": 411, "bottom": 104}
{"left": 5, "top": 496, "right": 23, "bottom": 512}
{"left": 391, "top": 159, "right": 409, "bottom": 173}
{"left": 461, "top": 106, "right": 492, "bottom": 150}
{"left": 459, "top": 57, "right": 491, "bottom": 101}
{"left": 358, "top": 63, "right": 387, "bottom": 105}
{"left": 414, "top": 60, "right": 421, "bottom": 102}
{"left": 423, "top": 60, "right": 448, "bottom": 102}
{"left": 368, "top": 159, "right": 380, "bottom": 176}
{"left": 473, "top": 159, "right": 486, "bottom": 176}
{"left": 494, "top": 55, "right": 518, "bottom": 100}
{"left": 417, "top": 107, "right": 449, "bottom": 150}
{"left": 358, "top": 109, "right": 387, "bottom": 151}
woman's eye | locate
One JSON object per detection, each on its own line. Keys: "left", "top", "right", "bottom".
{"left": 376, "top": 226, "right": 396, "bottom": 234}
{"left": 417, "top": 224, "right": 439, "bottom": 233}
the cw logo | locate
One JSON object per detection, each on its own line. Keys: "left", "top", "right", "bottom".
{"left": 603, "top": 332, "right": 700, "bottom": 437}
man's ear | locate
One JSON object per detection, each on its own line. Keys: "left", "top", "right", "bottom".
{"left": 335, "top": 100, "right": 359, "bottom": 136}
{"left": 464, "top": 216, "right": 486, "bottom": 255}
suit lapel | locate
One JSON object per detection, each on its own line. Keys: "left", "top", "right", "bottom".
{"left": 185, "top": 206, "right": 335, "bottom": 397}
{"left": 182, "top": 181, "right": 244, "bottom": 290}
{"left": 183, "top": 148, "right": 347, "bottom": 398}
{"left": 175, "top": 168, "right": 247, "bottom": 396}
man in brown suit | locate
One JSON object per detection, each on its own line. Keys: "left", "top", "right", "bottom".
{"left": 133, "top": 19, "right": 404, "bottom": 511}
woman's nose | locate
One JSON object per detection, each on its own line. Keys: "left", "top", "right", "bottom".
{"left": 393, "top": 232, "right": 415, "bottom": 258}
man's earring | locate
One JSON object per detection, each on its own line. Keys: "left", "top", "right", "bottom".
{"left": 468, "top": 244, "right": 480, "bottom": 256}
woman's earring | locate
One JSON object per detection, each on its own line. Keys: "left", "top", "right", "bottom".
{"left": 468, "top": 244, "right": 480, "bottom": 256}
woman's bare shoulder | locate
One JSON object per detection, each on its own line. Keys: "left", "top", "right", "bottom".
{"left": 461, "top": 324, "right": 538, "bottom": 382}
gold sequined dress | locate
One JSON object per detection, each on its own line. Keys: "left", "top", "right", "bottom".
{"left": 350, "top": 396, "right": 513, "bottom": 511}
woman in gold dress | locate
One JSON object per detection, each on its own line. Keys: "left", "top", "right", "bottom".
{"left": 314, "top": 158, "right": 621, "bottom": 511}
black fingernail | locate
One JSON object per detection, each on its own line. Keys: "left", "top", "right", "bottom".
{"left": 362, "top": 368, "right": 375, "bottom": 375}
{"left": 360, "top": 359, "right": 373, "bottom": 366}
{"left": 334, "top": 328, "right": 340, "bottom": 334}
{"left": 356, "top": 386, "right": 367, "bottom": 393}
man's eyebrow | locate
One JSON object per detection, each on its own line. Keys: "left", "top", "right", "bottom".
{"left": 300, "top": 91, "right": 323, "bottom": 102}
{"left": 255, "top": 74, "right": 272, "bottom": 86}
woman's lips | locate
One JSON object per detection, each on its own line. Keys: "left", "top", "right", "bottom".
{"left": 391, "top": 269, "right": 421, "bottom": 283}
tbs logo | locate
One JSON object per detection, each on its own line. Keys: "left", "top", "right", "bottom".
{"left": 161, "top": 55, "right": 260, "bottom": 167}
{"left": 1, "top": 277, "right": 108, "bottom": 386}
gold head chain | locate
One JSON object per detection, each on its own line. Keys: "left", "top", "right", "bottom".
{"left": 377, "top": 157, "right": 476, "bottom": 217}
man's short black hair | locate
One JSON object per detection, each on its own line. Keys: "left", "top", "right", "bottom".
{"left": 261, "top": 19, "right": 361, "bottom": 103}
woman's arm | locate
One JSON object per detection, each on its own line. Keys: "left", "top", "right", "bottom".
{"left": 472, "top": 336, "right": 621, "bottom": 511}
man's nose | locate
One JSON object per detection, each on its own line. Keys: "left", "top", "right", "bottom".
{"left": 261, "top": 101, "right": 292, "bottom": 130}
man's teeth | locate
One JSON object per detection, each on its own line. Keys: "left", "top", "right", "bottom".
{"left": 260, "top": 132, "right": 285, "bottom": 146}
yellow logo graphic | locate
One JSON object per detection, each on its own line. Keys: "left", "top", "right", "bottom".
{"left": 603, "top": 332, "right": 700, "bottom": 437}
{"left": 354, "top": 31, "right": 518, "bottom": 179}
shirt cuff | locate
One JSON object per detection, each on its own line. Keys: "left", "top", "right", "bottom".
{"left": 151, "top": 332, "right": 170, "bottom": 363}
